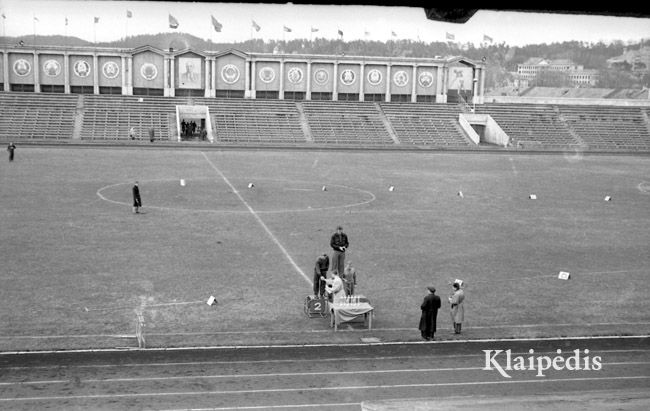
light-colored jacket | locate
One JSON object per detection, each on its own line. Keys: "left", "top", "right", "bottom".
{"left": 326, "top": 275, "right": 346, "bottom": 301}
{"left": 450, "top": 289, "right": 465, "bottom": 323}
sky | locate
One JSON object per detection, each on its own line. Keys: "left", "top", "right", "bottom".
{"left": 0, "top": 1, "right": 649, "bottom": 47}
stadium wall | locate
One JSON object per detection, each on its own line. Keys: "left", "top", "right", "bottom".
{"left": 0, "top": 45, "right": 487, "bottom": 104}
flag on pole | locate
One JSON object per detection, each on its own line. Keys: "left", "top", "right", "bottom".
{"left": 211, "top": 15, "right": 222, "bottom": 32}
{"left": 65, "top": 17, "right": 68, "bottom": 26}
{"left": 283, "top": 25, "right": 292, "bottom": 32}
{"left": 364, "top": 30, "right": 370, "bottom": 36}
{"left": 391, "top": 31, "right": 397, "bottom": 37}
{"left": 34, "top": 16, "right": 39, "bottom": 22}
{"left": 127, "top": 10, "right": 133, "bottom": 18}
{"left": 483, "top": 34, "right": 493, "bottom": 42}
{"left": 252, "top": 20, "right": 260, "bottom": 32}
{"left": 1, "top": 13, "right": 6, "bottom": 19}
{"left": 94, "top": 17, "right": 99, "bottom": 23}
{"left": 446, "top": 32, "right": 455, "bottom": 40}
{"left": 338, "top": 29, "right": 343, "bottom": 37}
{"left": 169, "top": 14, "right": 179, "bottom": 29}
{"left": 311, "top": 27, "right": 318, "bottom": 33}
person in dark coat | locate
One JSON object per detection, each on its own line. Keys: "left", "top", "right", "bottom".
{"left": 419, "top": 286, "right": 441, "bottom": 341}
{"left": 7, "top": 142, "right": 16, "bottom": 161}
{"left": 132, "top": 181, "right": 142, "bottom": 213}
{"left": 313, "top": 253, "right": 330, "bottom": 297}
{"left": 330, "top": 225, "right": 349, "bottom": 275}
{"left": 148, "top": 127, "right": 155, "bottom": 142}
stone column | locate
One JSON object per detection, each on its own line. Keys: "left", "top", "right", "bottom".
{"left": 359, "top": 62, "right": 365, "bottom": 101}
{"left": 332, "top": 62, "right": 338, "bottom": 101}
{"left": 435, "top": 65, "right": 444, "bottom": 103}
{"left": 204, "top": 58, "right": 211, "bottom": 97}
{"left": 2, "top": 52, "right": 9, "bottom": 89}
{"left": 169, "top": 57, "right": 175, "bottom": 97}
{"left": 163, "top": 57, "right": 170, "bottom": 96}
{"left": 121, "top": 55, "right": 127, "bottom": 95}
{"left": 34, "top": 52, "right": 40, "bottom": 93}
{"left": 479, "top": 67, "right": 486, "bottom": 104}
{"left": 211, "top": 59, "right": 216, "bottom": 96}
{"left": 92, "top": 54, "right": 98, "bottom": 94}
{"left": 243, "top": 58, "right": 250, "bottom": 98}
{"left": 127, "top": 56, "right": 133, "bottom": 95}
{"left": 249, "top": 59, "right": 256, "bottom": 99}
{"left": 385, "top": 64, "right": 391, "bottom": 102}
{"left": 411, "top": 64, "right": 417, "bottom": 102}
{"left": 306, "top": 60, "right": 311, "bottom": 100}
{"left": 63, "top": 53, "right": 70, "bottom": 94}
{"left": 279, "top": 59, "right": 284, "bottom": 99}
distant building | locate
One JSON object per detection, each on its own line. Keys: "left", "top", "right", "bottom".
{"left": 517, "top": 58, "right": 598, "bottom": 87}
{"left": 607, "top": 46, "right": 650, "bottom": 74}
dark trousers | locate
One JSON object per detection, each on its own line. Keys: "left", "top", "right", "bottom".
{"left": 312, "top": 271, "right": 326, "bottom": 296}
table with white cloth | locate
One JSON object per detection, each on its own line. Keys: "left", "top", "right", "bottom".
{"left": 327, "top": 295, "right": 374, "bottom": 331}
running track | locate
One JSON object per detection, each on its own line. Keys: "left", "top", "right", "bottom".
{"left": 0, "top": 337, "right": 648, "bottom": 410}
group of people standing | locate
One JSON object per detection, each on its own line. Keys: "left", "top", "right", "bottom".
{"left": 418, "top": 280, "right": 465, "bottom": 341}
{"left": 313, "top": 225, "right": 356, "bottom": 301}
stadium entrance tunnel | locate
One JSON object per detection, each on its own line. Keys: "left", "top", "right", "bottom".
{"left": 458, "top": 113, "right": 510, "bottom": 147}
{"left": 97, "top": 178, "right": 376, "bottom": 213}
{"left": 176, "top": 105, "right": 212, "bottom": 142}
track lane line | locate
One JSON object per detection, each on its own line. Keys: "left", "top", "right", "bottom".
{"left": 2, "top": 362, "right": 649, "bottom": 386}
{"left": 1, "top": 376, "right": 648, "bottom": 402}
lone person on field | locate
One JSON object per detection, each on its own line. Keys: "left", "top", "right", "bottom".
{"left": 132, "top": 181, "right": 142, "bottom": 214}
{"left": 330, "top": 225, "right": 349, "bottom": 275}
{"left": 129, "top": 127, "right": 136, "bottom": 140}
{"left": 7, "top": 142, "right": 16, "bottom": 162}
{"left": 148, "top": 127, "right": 155, "bottom": 143}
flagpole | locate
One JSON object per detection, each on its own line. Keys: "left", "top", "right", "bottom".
{"left": 32, "top": 14, "right": 36, "bottom": 45}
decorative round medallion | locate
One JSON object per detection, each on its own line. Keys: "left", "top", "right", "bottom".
{"left": 73, "top": 60, "right": 91, "bottom": 78}
{"left": 313, "top": 69, "right": 329, "bottom": 85}
{"left": 418, "top": 71, "right": 434, "bottom": 88}
{"left": 367, "top": 69, "right": 382, "bottom": 86}
{"left": 393, "top": 70, "right": 408, "bottom": 87}
{"left": 340, "top": 69, "right": 356, "bottom": 85}
{"left": 259, "top": 66, "right": 276, "bottom": 83}
{"left": 102, "top": 61, "right": 120, "bottom": 79}
{"left": 43, "top": 60, "right": 61, "bottom": 77}
{"left": 13, "top": 59, "right": 31, "bottom": 76}
{"left": 140, "top": 63, "right": 158, "bottom": 80}
{"left": 221, "top": 64, "right": 240, "bottom": 84}
{"left": 287, "top": 67, "right": 304, "bottom": 84}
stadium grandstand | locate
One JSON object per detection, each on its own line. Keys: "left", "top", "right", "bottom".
{"left": 1, "top": 44, "right": 649, "bottom": 152}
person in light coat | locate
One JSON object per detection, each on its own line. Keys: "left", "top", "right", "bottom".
{"left": 324, "top": 271, "right": 345, "bottom": 302}
{"left": 449, "top": 282, "right": 465, "bottom": 334}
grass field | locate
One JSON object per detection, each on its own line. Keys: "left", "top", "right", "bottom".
{"left": 1, "top": 146, "right": 649, "bottom": 351}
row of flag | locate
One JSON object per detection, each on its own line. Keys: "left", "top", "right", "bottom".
{"left": 4, "top": 12, "right": 495, "bottom": 42}
{"left": 445, "top": 32, "right": 494, "bottom": 42}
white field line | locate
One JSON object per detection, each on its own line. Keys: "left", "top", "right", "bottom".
{"left": 161, "top": 403, "right": 361, "bottom": 411}
{"left": 0, "top": 376, "right": 648, "bottom": 402}
{"left": 200, "top": 152, "right": 311, "bottom": 285}
{"left": 3, "top": 349, "right": 648, "bottom": 370}
{"left": 2, "top": 362, "right": 649, "bottom": 386}
{"left": 2, "top": 323, "right": 650, "bottom": 340}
